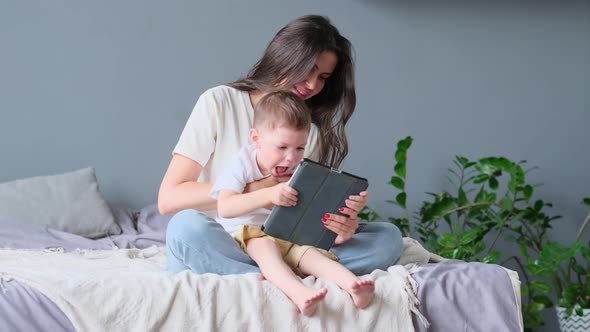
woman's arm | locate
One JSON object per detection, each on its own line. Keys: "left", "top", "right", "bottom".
{"left": 243, "top": 175, "right": 292, "bottom": 210}
{"left": 158, "top": 154, "right": 293, "bottom": 215}
{"left": 243, "top": 175, "right": 291, "bottom": 193}
{"left": 158, "top": 154, "right": 217, "bottom": 215}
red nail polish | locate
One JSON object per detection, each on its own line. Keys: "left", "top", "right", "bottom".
{"left": 325, "top": 213, "right": 330, "bottom": 218}
{"left": 321, "top": 218, "right": 327, "bottom": 223}
{"left": 339, "top": 208, "right": 344, "bottom": 212}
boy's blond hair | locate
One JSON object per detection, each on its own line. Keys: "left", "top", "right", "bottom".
{"left": 254, "top": 91, "right": 311, "bottom": 131}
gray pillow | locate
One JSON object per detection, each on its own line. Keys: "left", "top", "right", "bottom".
{"left": 0, "top": 167, "right": 121, "bottom": 238}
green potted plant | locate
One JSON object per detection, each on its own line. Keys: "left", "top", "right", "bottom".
{"left": 527, "top": 200, "right": 590, "bottom": 332}
{"left": 359, "top": 136, "right": 586, "bottom": 331}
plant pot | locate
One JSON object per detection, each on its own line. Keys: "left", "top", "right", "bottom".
{"left": 555, "top": 306, "right": 590, "bottom": 332}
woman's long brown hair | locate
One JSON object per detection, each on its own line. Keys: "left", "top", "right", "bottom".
{"left": 229, "top": 15, "right": 356, "bottom": 168}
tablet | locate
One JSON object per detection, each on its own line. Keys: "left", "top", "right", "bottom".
{"left": 261, "top": 158, "right": 368, "bottom": 251}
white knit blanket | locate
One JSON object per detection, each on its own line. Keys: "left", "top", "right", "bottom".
{"left": 0, "top": 246, "right": 426, "bottom": 332}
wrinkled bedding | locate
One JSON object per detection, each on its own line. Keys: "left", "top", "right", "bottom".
{"left": 0, "top": 204, "right": 168, "bottom": 251}
{"left": 0, "top": 204, "right": 523, "bottom": 331}
{"left": 1, "top": 247, "right": 423, "bottom": 332}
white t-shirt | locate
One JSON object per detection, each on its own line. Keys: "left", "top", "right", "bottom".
{"left": 209, "top": 144, "right": 270, "bottom": 233}
{"left": 174, "top": 85, "right": 319, "bottom": 218}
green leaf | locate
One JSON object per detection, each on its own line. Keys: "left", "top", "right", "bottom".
{"left": 565, "top": 306, "right": 573, "bottom": 317}
{"left": 488, "top": 192, "right": 497, "bottom": 202}
{"left": 461, "top": 229, "right": 479, "bottom": 245}
{"left": 507, "top": 181, "right": 516, "bottom": 194}
{"left": 511, "top": 211, "right": 526, "bottom": 224}
{"left": 532, "top": 295, "right": 553, "bottom": 307}
{"left": 424, "top": 195, "right": 455, "bottom": 221}
{"left": 531, "top": 242, "right": 577, "bottom": 277}
{"left": 456, "top": 156, "right": 469, "bottom": 167}
{"left": 529, "top": 280, "right": 551, "bottom": 293}
{"left": 501, "top": 196, "right": 513, "bottom": 210}
{"left": 439, "top": 233, "right": 457, "bottom": 249}
{"left": 388, "top": 217, "right": 410, "bottom": 236}
{"left": 482, "top": 251, "right": 501, "bottom": 264}
{"left": 572, "top": 260, "right": 586, "bottom": 276}
{"left": 528, "top": 302, "right": 546, "bottom": 313}
{"left": 498, "top": 157, "right": 514, "bottom": 170}
{"left": 474, "top": 187, "right": 486, "bottom": 203}
{"left": 456, "top": 188, "right": 469, "bottom": 204}
{"left": 473, "top": 174, "right": 489, "bottom": 184}
{"left": 390, "top": 176, "right": 405, "bottom": 190}
{"left": 473, "top": 241, "right": 486, "bottom": 255}
{"left": 395, "top": 149, "right": 406, "bottom": 165}
{"left": 523, "top": 185, "right": 533, "bottom": 200}
{"left": 575, "top": 304, "right": 584, "bottom": 317}
{"left": 488, "top": 177, "right": 499, "bottom": 190}
{"left": 475, "top": 159, "right": 496, "bottom": 175}
{"left": 397, "top": 136, "right": 413, "bottom": 151}
{"left": 561, "top": 285, "right": 582, "bottom": 306}
{"left": 394, "top": 163, "right": 406, "bottom": 178}
{"left": 357, "top": 207, "right": 382, "bottom": 222}
{"left": 583, "top": 198, "right": 590, "bottom": 206}
{"left": 509, "top": 164, "right": 525, "bottom": 185}
{"left": 396, "top": 192, "right": 407, "bottom": 207}
{"left": 386, "top": 199, "right": 398, "bottom": 206}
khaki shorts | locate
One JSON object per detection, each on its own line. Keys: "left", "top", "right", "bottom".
{"left": 231, "top": 225, "right": 338, "bottom": 275}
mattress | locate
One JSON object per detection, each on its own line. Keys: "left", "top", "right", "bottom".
{"left": 0, "top": 204, "right": 522, "bottom": 331}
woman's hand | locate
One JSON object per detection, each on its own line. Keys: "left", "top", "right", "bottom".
{"left": 245, "top": 175, "right": 292, "bottom": 209}
{"left": 323, "top": 191, "right": 369, "bottom": 245}
{"left": 244, "top": 175, "right": 291, "bottom": 193}
{"left": 345, "top": 191, "right": 369, "bottom": 216}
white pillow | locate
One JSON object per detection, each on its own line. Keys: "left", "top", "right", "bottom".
{"left": 0, "top": 168, "right": 121, "bottom": 238}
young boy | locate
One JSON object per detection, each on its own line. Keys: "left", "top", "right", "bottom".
{"left": 210, "top": 91, "right": 374, "bottom": 316}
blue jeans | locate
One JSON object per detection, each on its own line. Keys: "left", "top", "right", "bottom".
{"left": 166, "top": 209, "right": 403, "bottom": 276}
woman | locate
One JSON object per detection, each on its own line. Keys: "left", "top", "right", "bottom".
{"left": 159, "top": 15, "right": 403, "bottom": 276}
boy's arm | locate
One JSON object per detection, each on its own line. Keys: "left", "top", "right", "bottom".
{"left": 217, "top": 188, "right": 272, "bottom": 218}
{"left": 217, "top": 183, "right": 298, "bottom": 218}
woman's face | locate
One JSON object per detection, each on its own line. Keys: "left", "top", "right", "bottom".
{"left": 289, "top": 50, "right": 337, "bottom": 100}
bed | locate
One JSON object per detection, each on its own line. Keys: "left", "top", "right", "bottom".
{"left": 0, "top": 168, "right": 523, "bottom": 331}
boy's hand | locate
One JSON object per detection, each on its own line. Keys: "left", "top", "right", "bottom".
{"left": 269, "top": 182, "right": 298, "bottom": 207}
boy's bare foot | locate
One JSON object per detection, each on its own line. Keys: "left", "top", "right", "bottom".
{"left": 293, "top": 287, "right": 328, "bottom": 316}
{"left": 349, "top": 279, "right": 375, "bottom": 309}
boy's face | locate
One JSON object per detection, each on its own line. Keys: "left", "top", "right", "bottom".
{"left": 250, "top": 125, "right": 309, "bottom": 177}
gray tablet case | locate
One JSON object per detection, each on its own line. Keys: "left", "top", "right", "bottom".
{"left": 262, "top": 158, "right": 368, "bottom": 251}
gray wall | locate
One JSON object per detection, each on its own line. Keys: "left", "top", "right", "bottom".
{"left": 1, "top": 1, "right": 589, "bottom": 330}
